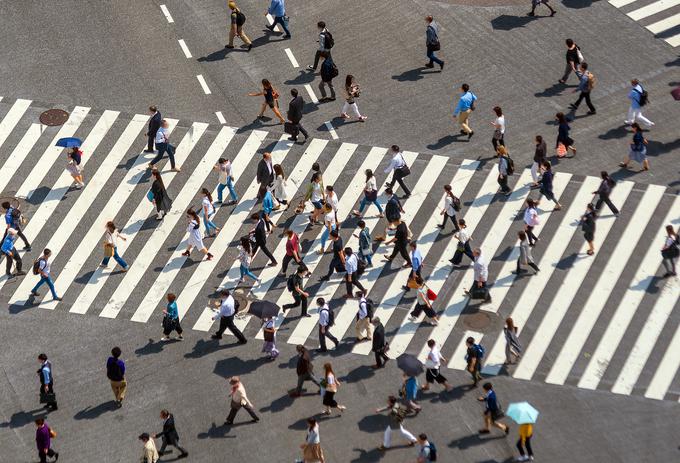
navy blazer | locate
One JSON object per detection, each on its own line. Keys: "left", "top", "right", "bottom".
{"left": 158, "top": 415, "right": 180, "bottom": 444}
{"left": 148, "top": 111, "right": 162, "bottom": 135}
{"left": 287, "top": 96, "right": 304, "bottom": 124}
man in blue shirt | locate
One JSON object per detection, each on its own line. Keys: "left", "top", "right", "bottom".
{"left": 569, "top": 62, "right": 596, "bottom": 115}
{"left": 453, "top": 83, "right": 477, "bottom": 139}
{"left": 265, "top": 0, "right": 291, "bottom": 39}
{"left": 2, "top": 201, "right": 31, "bottom": 250}
{"left": 2, "top": 229, "right": 25, "bottom": 277}
{"left": 624, "top": 79, "right": 654, "bottom": 127}
{"left": 477, "top": 382, "right": 509, "bottom": 435}
{"left": 402, "top": 241, "right": 423, "bottom": 293}
{"left": 37, "top": 353, "right": 58, "bottom": 411}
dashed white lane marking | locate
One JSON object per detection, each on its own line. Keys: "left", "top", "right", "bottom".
{"left": 178, "top": 39, "right": 192, "bottom": 58}
{"left": 196, "top": 75, "right": 211, "bottom": 94}
{"left": 324, "top": 121, "right": 338, "bottom": 140}
{"left": 284, "top": 48, "right": 299, "bottom": 68}
{"left": 266, "top": 13, "right": 281, "bottom": 32}
{"left": 215, "top": 111, "right": 226, "bottom": 124}
{"left": 304, "top": 84, "right": 319, "bottom": 103}
{"left": 160, "top": 4, "right": 174, "bottom": 23}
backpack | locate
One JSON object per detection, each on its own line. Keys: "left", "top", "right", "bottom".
{"left": 322, "top": 307, "right": 335, "bottom": 327}
{"left": 329, "top": 62, "right": 339, "bottom": 79}
{"left": 452, "top": 195, "right": 461, "bottom": 212}
{"left": 474, "top": 344, "right": 485, "bottom": 359}
{"left": 635, "top": 87, "right": 649, "bottom": 107}
{"left": 428, "top": 442, "right": 437, "bottom": 461}
{"left": 505, "top": 156, "right": 515, "bottom": 175}
{"left": 287, "top": 273, "right": 297, "bottom": 292}
{"left": 586, "top": 72, "right": 596, "bottom": 91}
{"left": 385, "top": 198, "right": 400, "bottom": 222}
{"left": 323, "top": 30, "right": 334, "bottom": 49}
{"left": 606, "top": 177, "right": 616, "bottom": 189}
{"left": 359, "top": 298, "right": 374, "bottom": 320}
{"left": 32, "top": 258, "right": 45, "bottom": 275}
{"left": 235, "top": 10, "right": 246, "bottom": 26}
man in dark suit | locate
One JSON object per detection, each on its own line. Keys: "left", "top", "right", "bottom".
{"left": 287, "top": 88, "right": 309, "bottom": 143}
{"left": 250, "top": 213, "right": 277, "bottom": 266}
{"left": 145, "top": 105, "right": 162, "bottom": 153}
{"left": 256, "top": 152, "right": 274, "bottom": 199}
{"left": 371, "top": 317, "right": 390, "bottom": 369}
{"left": 155, "top": 409, "right": 188, "bottom": 458}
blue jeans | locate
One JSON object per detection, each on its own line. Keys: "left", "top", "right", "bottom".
{"left": 427, "top": 49, "right": 444, "bottom": 66}
{"left": 359, "top": 197, "right": 383, "bottom": 214}
{"left": 149, "top": 142, "right": 176, "bottom": 169}
{"left": 204, "top": 211, "right": 219, "bottom": 235}
{"left": 239, "top": 264, "right": 259, "bottom": 281}
{"left": 101, "top": 246, "right": 128, "bottom": 269}
{"left": 217, "top": 177, "right": 238, "bottom": 202}
{"left": 270, "top": 16, "right": 291, "bottom": 37}
{"left": 320, "top": 224, "right": 336, "bottom": 250}
{"left": 32, "top": 275, "right": 58, "bottom": 299}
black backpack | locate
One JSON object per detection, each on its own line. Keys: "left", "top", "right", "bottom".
{"left": 506, "top": 156, "right": 515, "bottom": 176}
{"left": 385, "top": 198, "right": 400, "bottom": 222}
{"left": 607, "top": 177, "right": 616, "bottom": 189}
{"left": 322, "top": 307, "right": 335, "bottom": 327}
{"left": 324, "top": 30, "right": 334, "bottom": 49}
{"left": 428, "top": 442, "right": 437, "bottom": 461}
{"left": 235, "top": 10, "right": 246, "bottom": 26}
{"left": 32, "top": 258, "right": 45, "bottom": 275}
{"left": 330, "top": 62, "right": 339, "bottom": 78}
{"left": 635, "top": 87, "right": 649, "bottom": 107}
{"left": 286, "top": 274, "right": 297, "bottom": 292}
{"left": 452, "top": 195, "right": 461, "bottom": 212}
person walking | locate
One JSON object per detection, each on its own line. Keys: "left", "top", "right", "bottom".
{"left": 65, "top": 146, "right": 85, "bottom": 189}
{"left": 201, "top": 188, "right": 220, "bottom": 238}
{"left": 284, "top": 266, "right": 310, "bottom": 316}
{"left": 344, "top": 247, "right": 365, "bottom": 298}
{"left": 453, "top": 83, "right": 477, "bottom": 139}
{"left": 384, "top": 220, "right": 412, "bottom": 268}
{"left": 265, "top": 0, "right": 291, "bottom": 39}
{"left": 593, "top": 171, "right": 619, "bottom": 216}
{"left": 403, "top": 241, "right": 423, "bottom": 293}
{"left": 2, "top": 201, "right": 30, "bottom": 249}
{"left": 450, "top": 218, "right": 474, "bottom": 266}
{"left": 497, "top": 146, "right": 512, "bottom": 196}
{"left": 150, "top": 169, "right": 172, "bottom": 220}
{"left": 318, "top": 203, "right": 336, "bottom": 254}
{"left": 2, "top": 229, "right": 25, "bottom": 277}
{"left": 625, "top": 79, "right": 654, "bottom": 127}
{"left": 353, "top": 169, "right": 383, "bottom": 218}
{"left": 515, "top": 231, "right": 540, "bottom": 275}
{"left": 516, "top": 422, "right": 535, "bottom": 461}
{"left": 503, "top": 317, "right": 523, "bottom": 365}
{"left": 261, "top": 315, "right": 279, "bottom": 359}
{"left": 145, "top": 105, "right": 161, "bottom": 153}
{"left": 226, "top": 2, "right": 252, "bottom": 50}
{"left": 408, "top": 276, "right": 439, "bottom": 325}
{"left": 211, "top": 289, "right": 247, "bottom": 343}
{"left": 249, "top": 80, "right": 285, "bottom": 123}
{"left": 528, "top": 0, "right": 556, "bottom": 16}
{"left": 249, "top": 212, "right": 277, "bottom": 266}
{"left": 619, "top": 123, "right": 649, "bottom": 171}
{"left": 101, "top": 221, "right": 128, "bottom": 271}
{"left": 321, "top": 363, "right": 346, "bottom": 414}
{"left": 415, "top": 434, "right": 437, "bottom": 463}
{"left": 155, "top": 410, "right": 188, "bottom": 458}
{"left": 402, "top": 373, "right": 421, "bottom": 414}
{"left": 355, "top": 220, "right": 373, "bottom": 267}
{"left": 260, "top": 186, "right": 275, "bottom": 232}
{"left": 384, "top": 146, "right": 412, "bottom": 197}
{"left": 303, "top": 172, "right": 325, "bottom": 225}
{"left": 319, "top": 230, "right": 345, "bottom": 282}
{"left": 371, "top": 317, "right": 390, "bottom": 369}
{"left": 161, "top": 293, "right": 183, "bottom": 341}
{"left": 29, "top": 249, "right": 61, "bottom": 301}
{"left": 559, "top": 39, "right": 581, "bottom": 84}
{"left": 555, "top": 112, "right": 576, "bottom": 157}
{"left": 378, "top": 189, "right": 404, "bottom": 240}
{"left": 569, "top": 62, "right": 596, "bottom": 115}
{"left": 661, "top": 225, "right": 679, "bottom": 277}
{"left": 465, "top": 336, "right": 484, "bottom": 387}
{"left": 478, "top": 382, "right": 509, "bottom": 435}
{"left": 523, "top": 199, "right": 540, "bottom": 247}
{"left": 225, "top": 376, "right": 259, "bottom": 425}
{"left": 181, "top": 210, "right": 214, "bottom": 260}
{"left": 237, "top": 237, "right": 261, "bottom": 286}
{"left": 300, "top": 418, "right": 325, "bottom": 463}
{"left": 256, "top": 151, "right": 275, "bottom": 194}
{"left": 422, "top": 339, "right": 453, "bottom": 392}
{"left": 341, "top": 74, "right": 368, "bottom": 121}
{"left": 536, "top": 161, "right": 562, "bottom": 210}
{"left": 107, "top": 346, "right": 127, "bottom": 407}
{"left": 35, "top": 418, "right": 58, "bottom": 463}
{"left": 287, "top": 88, "right": 309, "bottom": 143}
{"left": 291, "top": 345, "right": 320, "bottom": 397}
{"left": 214, "top": 158, "right": 238, "bottom": 206}
{"left": 375, "top": 395, "right": 417, "bottom": 451}
{"left": 580, "top": 203, "right": 597, "bottom": 256}
{"left": 355, "top": 292, "right": 372, "bottom": 341}
{"left": 425, "top": 16, "right": 444, "bottom": 70}
{"left": 531, "top": 136, "right": 546, "bottom": 188}
{"left": 490, "top": 106, "right": 505, "bottom": 152}
{"left": 272, "top": 163, "right": 288, "bottom": 206}
{"left": 149, "top": 119, "right": 180, "bottom": 172}
{"left": 466, "top": 248, "right": 490, "bottom": 302}
{"left": 139, "top": 433, "right": 159, "bottom": 463}
{"left": 308, "top": 21, "right": 332, "bottom": 71}
{"left": 438, "top": 184, "right": 460, "bottom": 232}
{"left": 37, "top": 353, "right": 57, "bottom": 411}
{"left": 281, "top": 229, "right": 302, "bottom": 275}
{"left": 318, "top": 52, "right": 337, "bottom": 102}
{"left": 317, "top": 298, "right": 339, "bottom": 352}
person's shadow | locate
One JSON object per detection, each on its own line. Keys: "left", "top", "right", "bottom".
{"left": 196, "top": 422, "right": 237, "bottom": 439}
{"left": 491, "top": 15, "right": 537, "bottom": 31}
{"left": 73, "top": 401, "right": 118, "bottom": 420}
{"left": 0, "top": 408, "right": 46, "bottom": 428}
{"left": 391, "top": 68, "right": 428, "bottom": 82}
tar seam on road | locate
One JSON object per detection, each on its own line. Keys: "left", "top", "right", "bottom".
{"left": 178, "top": 39, "right": 192, "bottom": 58}
{"left": 160, "top": 4, "right": 174, "bottom": 23}
{"left": 196, "top": 75, "right": 211, "bottom": 94}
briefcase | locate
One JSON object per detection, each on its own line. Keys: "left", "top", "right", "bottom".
{"left": 470, "top": 285, "right": 490, "bottom": 301}
{"left": 284, "top": 122, "right": 299, "bottom": 137}
{"left": 40, "top": 390, "right": 56, "bottom": 404}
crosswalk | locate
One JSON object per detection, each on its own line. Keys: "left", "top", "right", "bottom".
{"left": 610, "top": 0, "right": 680, "bottom": 47}
{"left": 1, "top": 97, "right": 679, "bottom": 403}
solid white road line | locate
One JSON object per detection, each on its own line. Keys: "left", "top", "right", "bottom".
{"left": 448, "top": 330, "right": 483, "bottom": 370}
{"left": 578, "top": 196, "right": 680, "bottom": 390}
{"left": 284, "top": 48, "right": 299, "bottom": 68}
{"left": 482, "top": 177, "right": 601, "bottom": 376}
{"left": 416, "top": 170, "right": 535, "bottom": 363}
{"left": 545, "top": 185, "right": 666, "bottom": 385}
{"left": 646, "top": 11, "right": 680, "bottom": 33}
{"left": 197, "top": 75, "right": 212, "bottom": 94}
{"left": 352, "top": 158, "right": 478, "bottom": 356}
{"left": 610, "top": 0, "right": 637, "bottom": 7}
{"left": 513, "top": 182, "right": 634, "bottom": 380}
{"left": 99, "top": 126, "right": 233, "bottom": 319}
{"left": 628, "top": 0, "right": 680, "bottom": 21}
{"left": 160, "top": 4, "right": 174, "bottom": 23}
{"left": 0, "top": 98, "right": 31, "bottom": 150}
{"left": 645, "top": 302, "right": 680, "bottom": 400}
{"left": 304, "top": 84, "right": 319, "bottom": 104}
{"left": 178, "top": 39, "right": 193, "bottom": 58}
{"left": 215, "top": 111, "right": 226, "bottom": 124}
{"left": 0, "top": 124, "right": 44, "bottom": 198}
{"left": 324, "top": 122, "right": 338, "bottom": 140}
{"left": 386, "top": 167, "right": 498, "bottom": 360}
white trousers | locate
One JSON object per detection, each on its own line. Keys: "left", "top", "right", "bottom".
{"left": 342, "top": 101, "right": 362, "bottom": 118}
{"left": 383, "top": 424, "right": 416, "bottom": 448}
{"left": 531, "top": 161, "right": 540, "bottom": 183}
{"left": 626, "top": 107, "right": 654, "bottom": 126}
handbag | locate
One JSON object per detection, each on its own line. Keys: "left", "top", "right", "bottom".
{"left": 426, "top": 287, "right": 437, "bottom": 301}
{"left": 493, "top": 129, "right": 503, "bottom": 140}
{"left": 162, "top": 315, "right": 175, "bottom": 332}
{"left": 407, "top": 277, "right": 419, "bottom": 289}
{"left": 556, "top": 143, "right": 567, "bottom": 158}
{"left": 49, "top": 427, "right": 57, "bottom": 439}
{"left": 429, "top": 40, "right": 441, "bottom": 51}
{"left": 104, "top": 243, "right": 114, "bottom": 257}
{"left": 263, "top": 329, "right": 275, "bottom": 342}
{"left": 147, "top": 190, "right": 154, "bottom": 202}
{"left": 284, "top": 122, "right": 299, "bottom": 137}
{"left": 365, "top": 189, "right": 378, "bottom": 202}
{"left": 397, "top": 153, "right": 410, "bottom": 176}
{"left": 40, "top": 390, "right": 56, "bottom": 404}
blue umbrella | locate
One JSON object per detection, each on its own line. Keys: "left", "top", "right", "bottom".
{"left": 56, "top": 137, "right": 82, "bottom": 148}
{"left": 506, "top": 402, "right": 539, "bottom": 424}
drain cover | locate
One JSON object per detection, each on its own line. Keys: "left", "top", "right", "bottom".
{"left": 463, "top": 312, "right": 492, "bottom": 330}
{"left": 39, "top": 109, "right": 70, "bottom": 126}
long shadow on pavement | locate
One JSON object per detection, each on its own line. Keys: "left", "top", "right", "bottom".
{"left": 196, "top": 422, "right": 237, "bottom": 439}
{"left": 0, "top": 408, "right": 47, "bottom": 429}
{"left": 450, "top": 433, "right": 507, "bottom": 450}
{"left": 74, "top": 401, "right": 118, "bottom": 420}
{"left": 213, "top": 356, "right": 266, "bottom": 378}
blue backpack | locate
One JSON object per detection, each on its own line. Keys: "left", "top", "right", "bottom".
{"left": 474, "top": 344, "right": 485, "bottom": 359}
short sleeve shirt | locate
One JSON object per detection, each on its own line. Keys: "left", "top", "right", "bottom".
{"left": 332, "top": 237, "right": 344, "bottom": 258}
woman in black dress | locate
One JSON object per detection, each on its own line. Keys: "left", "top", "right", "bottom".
{"left": 151, "top": 169, "right": 172, "bottom": 220}
{"left": 580, "top": 203, "right": 597, "bottom": 256}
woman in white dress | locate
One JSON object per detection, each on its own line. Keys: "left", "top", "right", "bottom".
{"left": 181, "top": 209, "right": 214, "bottom": 260}
{"left": 272, "top": 164, "right": 288, "bottom": 206}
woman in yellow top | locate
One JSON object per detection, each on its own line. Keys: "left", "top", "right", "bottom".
{"left": 516, "top": 423, "right": 534, "bottom": 461}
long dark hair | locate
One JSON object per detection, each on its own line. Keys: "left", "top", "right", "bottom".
{"left": 187, "top": 208, "right": 201, "bottom": 224}
{"left": 364, "top": 169, "right": 374, "bottom": 183}
{"left": 345, "top": 74, "right": 354, "bottom": 87}
{"left": 152, "top": 170, "right": 165, "bottom": 189}
{"left": 106, "top": 221, "right": 116, "bottom": 232}
{"left": 240, "top": 236, "right": 252, "bottom": 254}
{"left": 201, "top": 187, "right": 213, "bottom": 203}
{"left": 262, "top": 79, "right": 272, "bottom": 89}
{"left": 444, "top": 184, "right": 453, "bottom": 198}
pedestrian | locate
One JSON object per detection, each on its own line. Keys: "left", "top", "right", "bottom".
{"left": 319, "top": 230, "right": 345, "bottom": 282}
{"left": 375, "top": 395, "right": 417, "bottom": 451}
{"left": 287, "top": 88, "right": 309, "bottom": 143}
{"left": 139, "top": 433, "right": 159, "bottom": 463}
{"left": 318, "top": 204, "right": 336, "bottom": 254}
{"left": 148, "top": 119, "right": 180, "bottom": 172}
{"left": 249, "top": 212, "right": 277, "bottom": 266}
{"left": 516, "top": 421, "right": 535, "bottom": 461}
{"left": 317, "top": 298, "right": 339, "bottom": 352}
{"left": 236, "top": 236, "right": 261, "bottom": 286}
{"left": 661, "top": 225, "right": 679, "bottom": 277}
{"left": 145, "top": 105, "right": 161, "bottom": 153}
{"left": 272, "top": 163, "right": 288, "bottom": 206}
{"left": 29, "top": 249, "right": 61, "bottom": 301}
{"left": 225, "top": 376, "right": 259, "bottom": 425}
{"left": 2, "top": 201, "right": 30, "bottom": 250}
{"left": 438, "top": 184, "right": 460, "bottom": 232}
{"left": 555, "top": 112, "right": 576, "bottom": 157}
{"left": 384, "top": 220, "right": 412, "bottom": 268}
{"left": 300, "top": 418, "right": 325, "bottom": 463}
{"left": 344, "top": 248, "right": 365, "bottom": 298}
{"left": 528, "top": 0, "right": 556, "bottom": 16}
{"left": 408, "top": 276, "right": 439, "bottom": 325}
{"left": 558, "top": 39, "right": 581, "bottom": 84}
{"left": 161, "top": 293, "right": 183, "bottom": 341}
{"left": 625, "top": 79, "right": 654, "bottom": 127}
{"left": 523, "top": 199, "right": 540, "bottom": 247}
{"left": 422, "top": 339, "right": 453, "bottom": 391}
{"left": 449, "top": 219, "right": 474, "bottom": 266}
{"left": 453, "top": 83, "right": 477, "bottom": 139}
{"left": 66, "top": 146, "right": 85, "bottom": 189}
{"left": 371, "top": 317, "right": 390, "bottom": 369}
{"left": 478, "top": 382, "right": 509, "bottom": 435}
{"left": 291, "top": 345, "right": 321, "bottom": 397}
{"left": 2, "top": 229, "right": 25, "bottom": 277}
{"left": 352, "top": 169, "right": 383, "bottom": 218}
{"left": 284, "top": 266, "right": 310, "bottom": 316}
{"left": 531, "top": 135, "right": 546, "bottom": 188}
{"left": 106, "top": 346, "right": 127, "bottom": 407}
{"left": 211, "top": 289, "right": 247, "bottom": 343}
{"left": 281, "top": 229, "right": 302, "bottom": 275}
{"left": 150, "top": 169, "right": 172, "bottom": 220}
{"left": 155, "top": 410, "right": 188, "bottom": 458}
{"left": 384, "top": 146, "right": 412, "bottom": 198}
{"left": 214, "top": 158, "right": 239, "bottom": 206}
{"left": 401, "top": 373, "right": 421, "bottom": 414}
{"left": 303, "top": 172, "right": 325, "bottom": 225}
{"left": 256, "top": 151, "right": 275, "bottom": 194}
{"left": 181, "top": 210, "right": 214, "bottom": 260}
{"left": 249, "top": 80, "right": 285, "bottom": 123}
{"left": 619, "top": 123, "right": 649, "bottom": 171}
{"left": 497, "top": 145, "right": 512, "bottom": 196}
{"left": 101, "top": 221, "right": 129, "bottom": 271}
{"left": 415, "top": 433, "right": 437, "bottom": 463}
{"left": 355, "top": 292, "right": 372, "bottom": 341}
{"left": 379, "top": 188, "right": 404, "bottom": 240}
{"left": 593, "top": 171, "right": 619, "bottom": 216}
{"left": 536, "top": 161, "right": 562, "bottom": 210}
{"left": 355, "top": 220, "right": 373, "bottom": 267}
{"left": 201, "top": 188, "right": 220, "bottom": 238}
{"left": 226, "top": 2, "right": 252, "bottom": 50}
{"left": 318, "top": 52, "right": 337, "bottom": 102}
{"left": 265, "top": 0, "right": 291, "bottom": 39}
{"left": 465, "top": 336, "right": 484, "bottom": 387}
{"left": 321, "top": 362, "right": 346, "bottom": 414}
{"left": 262, "top": 315, "right": 279, "bottom": 359}
{"left": 580, "top": 203, "right": 597, "bottom": 256}
{"left": 308, "top": 21, "right": 332, "bottom": 71}
{"left": 260, "top": 186, "right": 275, "bottom": 232}
{"left": 569, "top": 62, "right": 596, "bottom": 115}
{"left": 403, "top": 241, "right": 423, "bottom": 292}
{"left": 515, "top": 231, "right": 540, "bottom": 275}
{"left": 503, "top": 317, "right": 523, "bottom": 365}
{"left": 425, "top": 16, "right": 444, "bottom": 70}
{"left": 35, "top": 418, "right": 58, "bottom": 463}
{"left": 37, "top": 353, "right": 57, "bottom": 411}
{"left": 341, "top": 74, "right": 368, "bottom": 121}
{"left": 490, "top": 106, "right": 505, "bottom": 152}
{"left": 325, "top": 186, "right": 341, "bottom": 220}
{"left": 465, "top": 248, "right": 490, "bottom": 302}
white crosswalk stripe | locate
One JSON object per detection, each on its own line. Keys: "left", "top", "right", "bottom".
{"left": 610, "top": 0, "right": 680, "bottom": 47}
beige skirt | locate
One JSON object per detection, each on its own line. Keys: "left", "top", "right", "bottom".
{"left": 303, "top": 443, "right": 324, "bottom": 462}
{"left": 66, "top": 162, "right": 82, "bottom": 176}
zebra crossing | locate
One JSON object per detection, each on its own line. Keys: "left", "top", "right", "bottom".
{"left": 610, "top": 0, "right": 680, "bottom": 47}
{"left": 1, "top": 97, "right": 679, "bottom": 403}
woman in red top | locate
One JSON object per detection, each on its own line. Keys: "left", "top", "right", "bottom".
{"left": 281, "top": 229, "right": 307, "bottom": 275}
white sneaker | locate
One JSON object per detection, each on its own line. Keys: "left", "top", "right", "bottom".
{"left": 254, "top": 279, "right": 261, "bottom": 287}
{"left": 160, "top": 337, "right": 171, "bottom": 342}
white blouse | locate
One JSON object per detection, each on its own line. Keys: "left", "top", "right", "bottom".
{"left": 202, "top": 197, "right": 214, "bottom": 216}
{"left": 273, "top": 174, "right": 287, "bottom": 200}
{"left": 311, "top": 182, "right": 323, "bottom": 202}
{"left": 365, "top": 176, "right": 377, "bottom": 192}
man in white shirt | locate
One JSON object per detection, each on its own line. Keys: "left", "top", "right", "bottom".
{"left": 139, "top": 432, "right": 159, "bottom": 463}
{"left": 422, "top": 339, "right": 453, "bottom": 391}
{"left": 383, "top": 145, "right": 411, "bottom": 198}
{"left": 355, "top": 293, "right": 372, "bottom": 341}
{"left": 465, "top": 248, "right": 491, "bottom": 303}
{"left": 29, "top": 248, "right": 61, "bottom": 301}
{"left": 211, "top": 290, "right": 247, "bottom": 343}
{"left": 624, "top": 79, "right": 654, "bottom": 127}
{"left": 148, "top": 119, "right": 179, "bottom": 172}
{"left": 317, "top": 297, "right": 339, "bottom": 352}
{"left": 344, "top": 247, "right": 366, "bottom": 298}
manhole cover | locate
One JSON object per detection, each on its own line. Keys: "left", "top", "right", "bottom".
{"left": 39, "top": 109, "right": 70, "bottom": 126}
{"left": 0, "top": 195, "right": 27, "bottom": 210}
{"left": 463, "top": 312, "right": 492, "bottom": 330}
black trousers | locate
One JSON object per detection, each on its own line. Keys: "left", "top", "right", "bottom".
{"left": 39, "top": 448, "right": 57, "bottom": 463}
{"left": 525, "top": 225, "right": 538, "bottom": 245}
{"left": 159, "top": 438, "right": 188, "bottom": 455}
{"left": 4, "top": 248, "right": 22, "bottom": 274}
{"left": 253, "top": 239, "right": 277, "bottom": 264}
{"left": 517, "top": 436, "right": 533, "bottom": 457}
{"left": 283, "top": 293, "right": 308, "bottom": 315}
{"left": 374, "top": 349, "right": 389, "bottom": 367}
{"left": 227, "top": 400, "right": 259, "bottom": 423}
{"left": 281, "top": 254, "right": 301, "bottom": 273}
{"left": 387, "top": 169, "right": 411, "bottom": 196}
{"left": 441, "top": 213, "right": 459, "bottom": 231}
{"left": 574, "top": 91, "right": 596, "bottom": 112}
{"left": 147, "top": 133, "right": 156, "bottom": 151}
{"left": 498, "top": 174, "right": 510, "bottom": 193}
{"left": 324, "top": 256, "right": 343, "bottom": 279}
{"left": 595, "top": 193, "right": 619, "bottom": 215}
{"left": 319, "top": 325, "right": 338, "bottom": 351}
{"left": 389, "top": 242, "right": 412, "bottom": 266}
{"left": 216, "top": 315, "right": 246, "bottom": 343}
{"left": 2, "top": 227, "right": 30, "bottom": 248}
{"left": 452, "top": 241, "right": 474, "bottom": 264}
{"left": 312, "top": 49, "right": 330, "bottom": 69}
{"left": 345, "top": 272, "right": 365, "bottom": 296}
{"left": 491, "top": 135, "right": 505, "bottom": 152}
{"left": 39, "top": 383, "right": 57, "bottom": 409}
{"left": 291, "top": 122, "right": 309, "bottom": 140}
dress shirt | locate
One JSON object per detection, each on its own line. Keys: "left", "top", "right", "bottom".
{"left": 358, "top": 297, "right": 368, "bottom": 319}
{"left": 454, "top": 91, "right": 477, "bottom": 115}
{"left": 384, "top": 152, "right": 407, "bottom": 174}
{"left": 473, "top": 254, "right": 488, "bottom": 282}
{"left": 411, "top": 248, "right": 423, "bottom": 271}
{"left": 345, "top": 253, "right": 358, "bottom": 274}
{"left": 319, "top": 305, "right": 331, "bottom": 326}
{"left": 214, "top": 295, "right": 236, "bottom": 319}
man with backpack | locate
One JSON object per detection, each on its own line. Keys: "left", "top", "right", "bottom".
{"left": 318, "top": 52, "right": 337, "bottom": 102}
{"left": 319, "top": 230, "right": 345, "bottom": 282}
{"left": 569, "top": 62, "right": 596, "bottom": 115}
{"left": 465, "top": 336, "right": 485, "bottom": 387}
{"left": 592, "top": 171, "right": 619, "bottom": 216}
{"left": 29, "top": 249, "right": 61, "bottom": 301}
{"left": 625, "top": 79, "right": 654, "bottom": 127}
{"left": 283, "top": 266, "right": 310, "bottom": 317}
{"left": 344, "top": 247, "right": 366, "bottom": 298}
{"left": 416, "top": 433, "right": 437, "bottom": 462}
{"left": 425, "top": 16, "right": 444, "bottom": 70}
{"left": 2, "top": 201, "right": 31, "bottom": 250}
{"left": 478, "top": 382, "right": 509, "bottom": 436}
{"left": 355, "top": 292, "right": 373, "bottom": 341}
{"left": 227, "top": 2, "right": 252, "bottom": 51}
{"left": 317, "top": 297, "right": 338, "bottom": 352}
{"left": 106, "top": 347, "right": 127, "bottom": 407}
{"left": 308, "top": 21, "right": 333, "bottom": 71}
